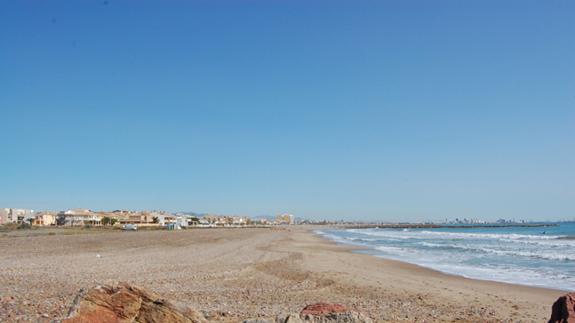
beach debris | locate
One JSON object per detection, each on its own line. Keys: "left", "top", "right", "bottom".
{"left": 59, "top": 282, "right": 206, "bottom": 323}
{"left": 549, "top": 292, "right": 575, "bottom": 323}
{"left": 282, "top": 313, "right": 305, "bottom": 323}
{"left": 300, "top": 303, "right": 349, "bottom": 316}
{"left": 298, "top": 303, "right": 372, "bottom": 323}
{"left": 244, "top": 304, "right": 372, "bottom": 323}
{"left": 243, "top": 319, "right": 276, "bottom": 323}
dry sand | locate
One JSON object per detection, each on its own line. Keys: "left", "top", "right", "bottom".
{"left": 0, "top": 226, "right": 563, "bottom": 322}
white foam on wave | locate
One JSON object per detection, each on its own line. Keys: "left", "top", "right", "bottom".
{"left": 426, "top": 262, "right": 575, "bottom": 290}
{"left": 350, "top": 228, "right": 565, "bottom": 241}
{"left": 324, "top": 228, "right": 575, "bottom": 291}
{"left": 369, "top": 246, "right": 575, "bottom": 291}
{"left": 416, "top": 241, "right": 575, "bottom": 261}
{"left": 368, "top": 243, "right": 568, "bottom": 286}
{"left": 347, "top": 229, "right": 575, "bottom": 252}
{"left": 499, "top": 237, "right": 575, "bottom": 247}
{"left": 315, "top": 230, "right": 349, "bottom": 244}
{"left": 316, "top": 230, "right": 374, "bottom": 244}
{"left": 418, "top": 230, "right": 564, "bottom": 241}
{"left": 374, "top": 245, "right": 411, "bottom": 254}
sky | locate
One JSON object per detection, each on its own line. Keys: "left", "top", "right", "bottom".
{"left": 1, "top": 0, "right": 574, "bottom": 222}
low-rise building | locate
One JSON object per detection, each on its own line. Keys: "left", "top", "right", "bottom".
{"left": 156, "top": 213, "right": 176, "bottom": 226}
{"left": 275, "top": 213, "right": 295, "bottom": 225}
{"left": 123, "top": 212, "right": 153, "bottom": 224}
{"left": 33, "top": 212, "right": 57, "bottom": 226}
{"left": 175, "top": 215, "right": 188, "bottom": 228}
{"left": 0, "top": 208, "right": 8, "bottom": 225}
{"left": 0, "top": 208, "right": 35, "bottom": 224}
{"left": 201, "top": 214, "right": 225, "bottom": 226}
{"left": 57, "top": 209, "right": 102, "bottom": 226}
{"left": 250, "top": 218, "right": 270, "bottom": 225}
{"left": 200, "top": 214, "right": 251, "bottom": 226}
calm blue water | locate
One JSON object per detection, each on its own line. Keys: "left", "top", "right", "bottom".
{"left": 317, "top": 222, "right": 575, "bottom": 291}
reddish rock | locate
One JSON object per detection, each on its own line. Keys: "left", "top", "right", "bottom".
{"left": 550, "top": 293, "right": 575, "bottom": 323}
{"left": 300, "top": 303, "right": 348, "bottom": 316}
{"left": 61, "top": 283, "right": 206, "bottom": 323}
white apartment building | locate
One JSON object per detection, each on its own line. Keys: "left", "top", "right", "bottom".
{"left": 58, "top": 209, "right": 102, "bottom": 226}
{"left": 0, "top": 208, "right": 8, "bottom": 225}
{"left": 0, "top": 208, "right": 35, "bottom": 224}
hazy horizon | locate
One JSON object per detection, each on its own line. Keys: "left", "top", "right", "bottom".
{"left": 1, "top": 0, "right": 573, "bottom": 222}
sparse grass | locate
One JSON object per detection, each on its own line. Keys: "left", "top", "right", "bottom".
{"left": 0, "top": 222, "right": 34, "bottom": 231}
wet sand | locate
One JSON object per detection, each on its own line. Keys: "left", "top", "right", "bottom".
{"left": 0, "top": 226, "right": 562, "bottom": 322}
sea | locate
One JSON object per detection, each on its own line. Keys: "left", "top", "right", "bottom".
{"left": 317, "top": 222, "right": 575, "bottom": 291}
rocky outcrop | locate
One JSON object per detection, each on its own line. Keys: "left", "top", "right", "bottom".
{"left": 60, "top": 283, "right": 206, "bottom": 323}
{"left": 549, "top": 293, "right": 575, "bottom": 323}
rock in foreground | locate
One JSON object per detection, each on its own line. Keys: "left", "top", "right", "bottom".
{"left": 61, "top": 284, "right": 371, "bottom": 323}
{"left": 549, "top": 293, "right": 575, "bottom": 323}
{"left": 60, "top": 282, "right": 206, "bottom": 323}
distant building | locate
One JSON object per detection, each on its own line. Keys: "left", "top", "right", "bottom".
{"left": 33, "top": 212, "right": 57, "bottom": 226}
{"left": 0, "top": 208, "right": 8, "bottom": 225}
{"left": 57, "top": 209, "right": 102, "bottom": 226}
{"left": 156, "top": 213, "right": 177, "bottom": 226}
{"left": 123, "top": 212, "right": 156, "bottom": 225}
{"left": 0, "top": 208, "right": 35, "bottom": 224}
{"left": 197, "top": 218, "right": 211, "bottom": 226}
{"left": 275, "top": 213, "right": 295, "bottom": 225}
{"left": 250, "top": 218, "right": 269, "bottom": 225}
{"left": 230, "top": 216, "right": 249, "bottom": 226}
{"left": 175, "top": 215, "right": 188, "bottom": 228}
{"left": 202, "top": 214, "right": 227, "bottom": 226}
{"left": 198, "top": 214, "right": 250, "bottom": 226}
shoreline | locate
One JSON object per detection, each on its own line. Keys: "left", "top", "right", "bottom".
{"left": 274, "top": 226, "right": 563, "bottom": 321}
{"left": 309, "top": 226, "right": 568, "bottom": 293}
{"left": 311, "top": 226, "right": 572, "bottom": 293}
{"left": 337, "top": 223, "right": 558, "bottom": 229}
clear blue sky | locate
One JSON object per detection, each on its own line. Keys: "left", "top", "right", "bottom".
{"left": 1, "top": 0, "right": 573, "bottom": 222}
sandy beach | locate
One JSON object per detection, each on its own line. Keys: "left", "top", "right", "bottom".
{"left": 0, "top": 226, "right": 563, "bottom": 322}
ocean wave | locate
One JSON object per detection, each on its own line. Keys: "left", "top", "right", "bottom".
{"left": 324, "top": 227, "right": 575, "bottom": 291}
{"left": 346, "top": 230, "right": 414, "bottom": 239}
{"left": 374, "top": 245, "right": 412, "bottom": 254}
{"left": 417, "top": 230, "right": 564, "bottom": 241}
{"left": 414, "top": 241, "right": 575, "bottom": 261}
{"left": 455, "top": 245, "right": 574, "bottom": 261}
{"left": 426, "top": 263, "right": 575, "bottom": 290}
{"left": 368, "top": 248, "right": 575, "bottom": 290}
{"left": 348, "top": 228, "right": 568, "bottom": 242}
{"left": 314, "top": 231, "right": 348, "bottom": 243}
{"left": 346, "top": 237, "right": 378, "bottom": 242}
{"left": 499, "top": 238, "right": 575, "bottom": 247}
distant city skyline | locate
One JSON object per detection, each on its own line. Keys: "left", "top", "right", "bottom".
{"left": 1, "top": 0, "right": 573, "bottom": 222}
